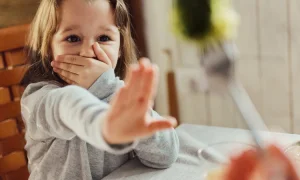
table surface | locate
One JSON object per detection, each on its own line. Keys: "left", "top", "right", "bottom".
{"left": 103, "top": 124, "right": 300, "bottom": 180}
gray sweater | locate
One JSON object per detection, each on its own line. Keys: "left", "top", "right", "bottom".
{"left": 21, "top": 69, "right": 179, "bottom": 180}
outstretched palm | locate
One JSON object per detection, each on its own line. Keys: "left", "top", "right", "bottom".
{"left": 102, "top": 59, "right": 177, "bottom": 144}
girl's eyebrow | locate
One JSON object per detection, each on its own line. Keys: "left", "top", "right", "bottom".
{"left": 99, "top": 26, "right": 119, "bottom": 33}
{"left": 61, "top": 25, "right": 80, "bottom": 33}
{"left": 60, "top": 25, "right": 119, "bottom": 34}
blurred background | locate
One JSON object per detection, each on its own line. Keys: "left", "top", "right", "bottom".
{"left": 0, "top": 0, "right": 299, "bottom": 134}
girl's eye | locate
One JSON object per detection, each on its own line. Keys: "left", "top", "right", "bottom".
{"left": 66, "top": 35, "right": 81, "bottom": 43}
{"left": 98, "top": 35, "right": 111, "bottom": 42}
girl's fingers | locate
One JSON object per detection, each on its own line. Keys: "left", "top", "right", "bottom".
{"left": 60, "top": 74, "right": 77, "bottom": 85}
{"left": 55, "top": 55, "right": 86, "bottom": 66}
{"left": 137, "top": 68, "right": 154, "bottom": 113}
{"left": 135, "top": 59, "right": 151, "bottom": 100}
{"left": 124, "top": 64, "right": 137, "bottom": 84}
{"left": 139, "top": 58, "right": 151, "bottom": 69}
{"left": 125, "top": 59, "right": 155, "bottom": 116}
{"left": 93, "top": 42, "right": 112, "bottom": 66}
{"left": 147, "top": 117, "right": 177, "bottom": 133}
{"left": 135, "top": 59, "right": 157, "bottom": 113}
{"left": 51, "top": 61, "right": 82, "bottom": 75}
{"left": 53, "top": 68, "right": 79, "bottom": 83}
{"left": 122, "top": 66, "right": 136, "bottom": 104}
{"left": 55, "top": 55, "right": 107, "bottom": 68}
{"left": 143, "top": 64, "right": 156, "bottom": 99}
{"left": 126, "top": 64, "right": 142, "bottom": 100}
{"left": 110, "top": 86, "right": 128, "bottom": 115}
{"left": 114, "top": 87, "right": 130, "bottom": 106}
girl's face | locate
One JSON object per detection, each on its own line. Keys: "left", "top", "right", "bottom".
{"left": 51, "top": 0, "right": 120, "bottom": 68}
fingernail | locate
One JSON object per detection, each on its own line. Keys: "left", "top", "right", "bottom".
{"left": 140, "top": 57, "right": 149, "bottom": 61}
{"left": 139, "top": 58, "right": 150, "bottom": 65}
{"left": 94, "top": 42, "right": 100, "bottom": 47}
{"left": 52, "top": 61, "right": 57, "bottom": 66}
{"left": 172, "top": 119, "right": 178, "bottom": 126}
{"left": 55, "top": 55, "right": 61, "bottom": 61}
{"left": 168, "top": 117, "right": 177, "bottom": 126}
{"left": 131, "top": 64, "right": 139, "bottom": 71}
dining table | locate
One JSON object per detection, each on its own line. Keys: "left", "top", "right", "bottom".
{"left": 103, "top": 124, "right": 300, "bottom": 180}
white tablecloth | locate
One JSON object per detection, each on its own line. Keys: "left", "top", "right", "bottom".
{"left": 103, "top": 124, "right": 300, "bottom": 180}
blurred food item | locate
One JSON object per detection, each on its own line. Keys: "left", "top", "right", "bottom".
{"left": 171, "top": 0, "right": 239, "bottom": 47}
{"left": 207, "top": 144, "right": 300, "bottom": 180}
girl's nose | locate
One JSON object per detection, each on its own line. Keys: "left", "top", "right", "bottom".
{"left": 79, "top": 40, "right": 96, "bottom": 58}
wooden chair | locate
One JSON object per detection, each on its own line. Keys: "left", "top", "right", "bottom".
{"left": 0, "top": 24, "right": 30, "bottom": 180}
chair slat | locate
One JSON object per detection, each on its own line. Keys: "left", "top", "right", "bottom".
{"left": 0, "top": 54, "right": 4, "bottom": 69}
{"left": 0, "top": 88, "right": 11, "bottom": 105}
{"left": 4, "top": 49, "right": 26, "bottom": 67}
{"left": 0, "top": 65, "right": 28, "bottom": 87}
{"left": 4, "top": 166, "right": 29, "bottom": 180}
{"left": 0, "top": 133, "right": 25, "bottom": 156}
{"left": 0, "top": 119, "right": 18, "bottom": 140}
{"left": 0, "top": 25, "right": 29, "bottom": 52}
{"left": 10, "top": 85, "right": 24, "bottom": 101}
{"left": 0, "top": 152, "right": 27, "bottom": 174}
{"left": 0, "top": 101, "right": 20, "bottom": 122}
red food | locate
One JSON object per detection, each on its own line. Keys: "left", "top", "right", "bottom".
{"left": 224, "top": 144, "right": 299, "bottom": 180}
{"left": 225, "top": 149, "right": 259, "bottom": 180}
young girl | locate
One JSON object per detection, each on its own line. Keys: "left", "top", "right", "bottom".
{"left": 20, "top": 0, "right": 179, "bottom": 179}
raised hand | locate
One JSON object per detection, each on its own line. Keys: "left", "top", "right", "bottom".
{"left": 102, "top": 59, "right": 177, "bottom": 144}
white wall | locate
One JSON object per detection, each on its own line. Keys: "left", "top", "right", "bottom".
{"left": 143, "top": 0, "right": 300, "bottom": 133}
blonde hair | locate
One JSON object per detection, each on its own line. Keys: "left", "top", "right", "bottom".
{"left": 22, "top": 0, "right": 137, "bottom": 85}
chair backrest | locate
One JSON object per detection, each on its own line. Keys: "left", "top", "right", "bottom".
{"left": 0, "top": 24, "right": 30, "bottom": 180}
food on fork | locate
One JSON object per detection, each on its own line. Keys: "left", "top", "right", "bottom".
{"left": 207, "top": 144, "right": 300, "bottom": 180}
